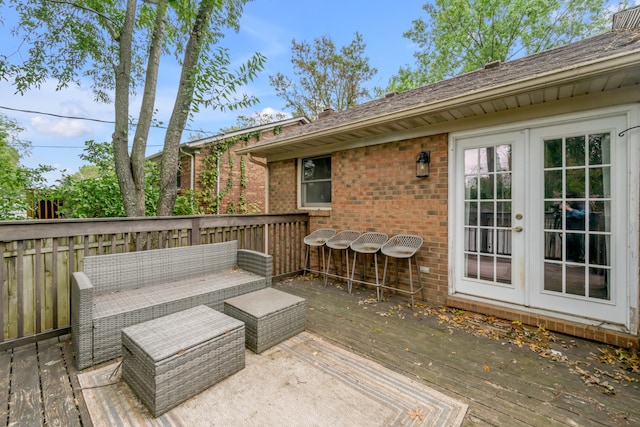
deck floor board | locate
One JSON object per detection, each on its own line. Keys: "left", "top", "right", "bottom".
{"left": 0, "top": 275, "right": 638, "bottom": 426}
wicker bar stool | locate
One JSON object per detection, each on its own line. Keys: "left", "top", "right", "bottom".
{"left": 380, "top": 234, "right": 424, "bottom": 309}
{"left": 303, "top": 228, "right": 336, "bottom": 279}
{"left": 349, "top": 232, "right": 389, "bottom": 298}
{"left": 324, "top": 230, "right": 361, "bottom": 288}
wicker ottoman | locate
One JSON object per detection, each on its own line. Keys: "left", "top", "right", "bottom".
{"left": 224, "top": 288, "right": 306, "bottom": 353}
{"left": 121, "top": 305, "right": 245, "bottom": 417}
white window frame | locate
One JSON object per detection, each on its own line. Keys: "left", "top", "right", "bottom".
{"left": 298, "top": 155, "right": 332, "bottom": 209}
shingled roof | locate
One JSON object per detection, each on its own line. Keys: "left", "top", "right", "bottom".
{"left": 239, "top": 12, "right": 640, "bottom": 158}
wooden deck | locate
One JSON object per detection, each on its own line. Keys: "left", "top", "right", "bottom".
{"left": 1, "top": 275, "right": 639, "bottom": 426}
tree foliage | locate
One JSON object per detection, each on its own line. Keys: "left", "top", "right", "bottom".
{"left": 0, "top": 114, "right": 52, "bottom": 220}
{"left": 51, "top": 140, "right": 190, "bottom": 218}
{"left": 219, "top": 110, "right": 290, "bottom": 133}
{"left": 1, "top": 0, "right": 265, "bottom": 217}
{"left": 387, "top": 0, "right": 619, "bottom": 91}
{"left": 269, "top": 32, "right": 377, "bottom": 120}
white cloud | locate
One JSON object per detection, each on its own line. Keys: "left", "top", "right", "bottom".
{"left": 30, "top": 116, "right": 93, "bottom": 137}
{"left": 255, "top": 107, "right": 291, "bottom": 120}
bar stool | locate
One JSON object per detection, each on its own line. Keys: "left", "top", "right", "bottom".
{"left": 324, "top": 230, "right": 361, "bottom": 288}
{"left": 349, "top": 232, "right": 389, "bottom": 298}
{"left": 303, "top": 228, "right": 336, "bottom": 279}
{"left": 380, "top": 234, "right": 424, "bottom": 309}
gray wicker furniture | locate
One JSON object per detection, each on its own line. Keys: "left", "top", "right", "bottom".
{"left": 71, "top": 240, "right": 271, "bottom": 369}
{"left": 324, "top": 230, "right": 361, "bottom": 287}
{"left": 121, "top": 305, "right": 245, "bottom": 417}
{"left": 381, "top": 234, "right": 424, "bottom": 309}
{"left": 349, "top": 232, "right": 389, "bottom": 298}
{"left": 224, "top": 288, "right": 306, "bottom": 353}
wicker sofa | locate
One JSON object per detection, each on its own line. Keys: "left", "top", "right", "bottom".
{"left": 71, "top": 240, "right": 271, "bottom": 369}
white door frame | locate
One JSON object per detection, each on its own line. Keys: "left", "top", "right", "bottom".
{"left": 448, "top": 105, "right": 639, "bottom": 333}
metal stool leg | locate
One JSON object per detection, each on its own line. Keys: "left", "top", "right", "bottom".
{"left": 349, "top": 251, "right": 357, "bottom": 294}
{"left": 324, "top": 247, "right": 333, "bottom": 286}
{"left": 408, "top": 257, "right": 414, "bottom": 309}
{"left": 415, "top": 255, "right": 425, "bottom": 301}
{"left": 381, "top": 255, "right": 389, "bottom": 300}
{"left": 303, "top": 245, "right": 310, "bottom": 275}
{"left": 374, "top": 253, "right": 380, "bottom": 301}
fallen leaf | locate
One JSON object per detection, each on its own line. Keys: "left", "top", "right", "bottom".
{"left": 407, "top": 409, "right": 424, "bottom": 421}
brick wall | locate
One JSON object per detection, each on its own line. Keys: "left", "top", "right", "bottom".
{"left": 179, "top": 126, "right": 305, "bottom": 214}
{"left": 269, "top": 133, "right": 449, "bottom": 304}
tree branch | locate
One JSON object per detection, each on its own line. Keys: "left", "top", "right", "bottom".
{"left": 46, "top": 0, "right": 119, "bottom": 40}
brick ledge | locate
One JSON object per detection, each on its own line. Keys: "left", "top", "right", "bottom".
{"left": 447, "top": 295, "right": 639, "bottom": 349}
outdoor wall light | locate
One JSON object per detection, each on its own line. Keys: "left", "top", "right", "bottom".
{"left": 416, "top": 151, "right": 431, "bottom": 178}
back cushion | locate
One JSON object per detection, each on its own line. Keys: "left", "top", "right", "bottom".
{"left": 83, "top": 241, "right": 238, "bottom": 293}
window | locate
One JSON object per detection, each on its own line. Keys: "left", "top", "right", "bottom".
{"left": 300, "top": 155, "right": 331, "bottom": 208}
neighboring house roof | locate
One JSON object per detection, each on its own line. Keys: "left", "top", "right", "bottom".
{"left": 238, "top": 16, "right": 640, "bottom": 160}
{"left": 146, "top": 116, "right": 309, "bottom": 161}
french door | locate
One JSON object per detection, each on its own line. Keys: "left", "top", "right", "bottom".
{"left": 453, "top": 131, "right": 526, "bottom": 304}
{"left": 452, "top": 114, "right": 631, "bottom": 326}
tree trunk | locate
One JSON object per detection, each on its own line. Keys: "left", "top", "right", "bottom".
{"left": 112, "top": 0, "right": 139, "bottom": 217}
{"left": 156, "top": 0, "right": 217, "bottom": 216}
{"left": 130, "top": 0, "right": 168, "bottom": 215}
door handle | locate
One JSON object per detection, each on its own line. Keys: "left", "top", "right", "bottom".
{"left": 513, "top": 226, "right": 523, "bottom": 232}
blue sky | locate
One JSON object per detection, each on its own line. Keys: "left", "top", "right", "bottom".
{"left": 0, "top": 0, "right": 425, "bottom": 183}
{"left": 0, "top": 0, "right": 633, "bottom": 184}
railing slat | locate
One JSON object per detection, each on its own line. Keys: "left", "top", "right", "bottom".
{"left": 35, "top": 240, "right": 42, "bottom": 334}
{"left": 16, "top": 240, "right": 24, "bottom": 338}
{"left": 51, "top": 238, "right": 59, "bottom": 330}
{"left": 0, "top": 243, "right": 5, "bottom": 343}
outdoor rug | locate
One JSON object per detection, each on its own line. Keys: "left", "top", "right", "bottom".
{"left": 78, "top": 331, "right": 467, "bottom": 426}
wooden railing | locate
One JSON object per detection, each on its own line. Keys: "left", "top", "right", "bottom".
{"left": 0, "top": 213, "right": 309, "bottom": 349}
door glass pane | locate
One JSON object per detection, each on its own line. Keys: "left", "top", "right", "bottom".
{"left": 496, "top": 257, "right": 511, "bottom": 283}
{"left": 566, "top": 136, "right": 585, "bottom": 166}
{"left": 465, "top": 202, "right": 477, "bottom": 226}
{"left": 566, "top": 265, "right": 586, "bottom": 296}
{"left": 479, "top": 147, "right": 494, "bottom": 173}
{"left": 496, "top": 173, "right": 511, "bottom": 199}
{"left": 496, "top": 202, "right": 511, "bottom": 227}
{"left": 544, "top": 170, "right": 562, "bottom": 199}
{"left": 544, "top": 262, "right": 563, "bottom": 292}
{"left": 589, "top": 201, "right": 610, "bottom": 232}
{"left": 566, "top": 169, "right": 586, "bottom": 198}
{"left": 544, "top": 139, "right": 563, "bottom": 168}
{"left": 589, "top": 268, "right": 610, "bottom": 300}
{"left": 465, "top": 176, "right": 478, "bottom": 199}
{"left": 589, "top": 234, "right": 610, "bottom": 267}
{"left": 479, "top": 228, "right": 493, "bottom": 254}
{"left": 480, "top": 202, "right": 494, "bottom": 225}
{"left": 479, "top": 255, "right": 494, "bottom": 281}
{"left": 542, "top": 132, "right": 611, "bottom": 301}
{"left": 465, "top": 149, "right": 479, "bottom": 174}
{"left": 465, "top": 254, "right": 478, "bottom": 278}
{"left": 566, "top": 233, "right": 585, "bottom": 262}
{"left": 590, "top": 167, "right": 611, "bottom": 198}
{"left": 544, "top": 231, "right": 562, "bottom": 260}
{"left": 589, "top": 133, "right": 610, "bottom": 165}
{"left": 465, "top": 227, "right": 477, "bottom": 252}
{"left": 479, "top": 175, "right": 494, "bottom": 199}
{"left": 495, "top": 145, "right": 511, "bottom": 171}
